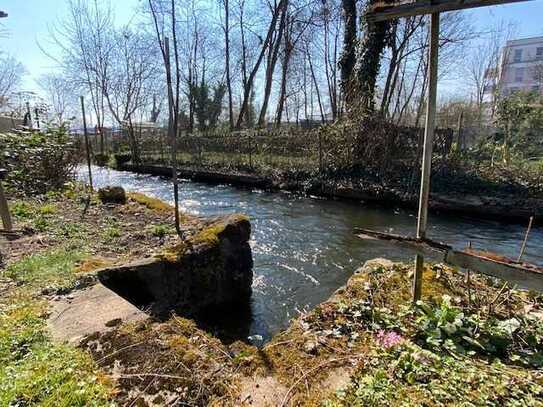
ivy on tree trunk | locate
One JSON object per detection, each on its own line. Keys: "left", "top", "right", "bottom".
{"left": 341, "top": 0, "right": 395, "bottom": 114}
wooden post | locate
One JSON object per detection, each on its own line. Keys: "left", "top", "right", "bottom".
{"left": 318, "top": 130, "right": 323, "bottom": 175}
{"left": 34, "top": 108, "right": 40, "bottom": 130}
{"left": 456, "top": 110, "right": 464, "bottom": 150}
{"left": 413, "top": 12, "right": 440, "bottom": 303}
{"left": 26, "top": 102, "right": 33, "bottom": 129}
{"left": 80, "top": 96, "right": 93, "bottom": 191}
{"left": 249, "top": 132, "right": 253, "bottom": 169}
{"left": 517, "top": 216, "right": 534, "bottom": 263}
{"left": 0, "top": 170, "right": 13, "bottom": 232}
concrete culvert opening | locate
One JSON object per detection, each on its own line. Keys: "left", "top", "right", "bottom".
{"left": 97, "top": 214, "right": 254, "bottom": 342}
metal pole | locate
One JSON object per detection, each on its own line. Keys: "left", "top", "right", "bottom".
{"left": 80, "top": 96, "right": 94, "bottom": 191}
{"left": 164, "top": 37, "right": 181, "bottom": 236}
{"left": 413, "top": 12, "right": 440, "bottom": 303}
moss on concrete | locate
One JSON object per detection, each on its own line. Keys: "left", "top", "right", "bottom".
{"left": 127, "top": 192, "right": 175, "bottom": 212}
{"left": 158, "top": 213, "right": 251, "bottom": 262}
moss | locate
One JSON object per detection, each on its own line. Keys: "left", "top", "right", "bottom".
{"left": 75, "top": 257, "right": 114, "bottom": 274}
{"left": 82, "top": 316, "right": 240, "bottom": 405}
{"left": 246, "top": 259, "right": 542, "bottom": 405}
{"left": 127, "top": 192, "right": 175, "bottom": 212}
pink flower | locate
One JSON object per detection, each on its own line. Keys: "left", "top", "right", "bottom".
{"left": 375, "top": 330, "right": 404, "bottom": 349}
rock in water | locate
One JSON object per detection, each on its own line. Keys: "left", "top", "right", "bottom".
{"left": 98, "top": 186, "right": 127, "bottom": 204}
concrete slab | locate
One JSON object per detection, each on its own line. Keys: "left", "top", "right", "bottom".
{"left": 48, "top": 283, "right": 148, "bottom": 344}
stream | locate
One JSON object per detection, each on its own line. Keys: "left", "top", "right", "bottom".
{"left": 79, "top": 166, "right": 543, "bottom": 343}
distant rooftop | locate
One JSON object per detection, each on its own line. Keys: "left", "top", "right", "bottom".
{"left": 505, "top": 36, "right": 543, "bottom": 47}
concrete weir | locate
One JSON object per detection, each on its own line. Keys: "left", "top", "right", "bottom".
{"left": 98, "top": 214, "right": 253, "bottom": 316}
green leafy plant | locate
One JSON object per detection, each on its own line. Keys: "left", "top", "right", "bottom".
{"left": 0, "top": 126, "right": 79, "bottom": 195}
{"left": 39, "top": 203, "right": 57, "bottom": 215}
{"left": 413, "top": 295, "right": 543, "bottom": 366}
{"left": 149, "top": 224, "right": 171, "bottom": 238}
{"left": 11, "top": 201, "right": 33, "bottom": 219}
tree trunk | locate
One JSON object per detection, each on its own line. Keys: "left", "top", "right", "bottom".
{"left": 236, "top": 0, "right": 286, "bottom": 129}
{"left": 339, "top": 0, "right": 357, "bottom": 103}
{"left": 352, "top": 0, "right": 394, "bottom": 114}
{"left": 258, "top": 2, "right": 287, "bottom": 127}
{"left": 274, "top": 23, "right": 292, "bottom": 126}
{"left": 307, "top": 46, "right": 326, "bottom": 123}
{"left": 224, "top": 0, "right": 234, "bottom": 130}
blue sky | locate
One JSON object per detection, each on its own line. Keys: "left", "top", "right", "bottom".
{"left": 1, "top": 0, "right": 140, "bottom": 90}
{"left": 1, "top": 0, "right": 542, "bottom": 93}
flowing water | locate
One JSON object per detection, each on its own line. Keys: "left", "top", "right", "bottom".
{"left": 80, "top": 166, "right": 543, "bottom": 343}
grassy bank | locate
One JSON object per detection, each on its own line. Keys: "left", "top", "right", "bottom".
{"left": 236, "top": 259, "right": 543, "bottom": 405}
{"left": 1, "top": 194, "right": 113, "bottom": 405}
{"left": 2, "top": 187, "right": 542, "bottom": 405}
{"left": 0, "top": 187, "right": 186, "bottom": 406}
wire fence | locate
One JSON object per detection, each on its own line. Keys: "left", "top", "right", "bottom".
{"left": 81, "top": 125, "right": 455, "bottom": 174}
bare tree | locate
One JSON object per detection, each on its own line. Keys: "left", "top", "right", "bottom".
{"left": 221, "top": 0, "right": 235, "bottom": 129}
{"left": 38, "top": 72, "right": 76, "bottom": 123}
{"left": 235, "top": 0, "right": 286, "bottom": 128}
{"left": 464, "top": 21, "right": 515, "bottom": 126}
{"left": 274, "top": 1, "right": 315, "bottom": 125}
{"left": 257, "top": 0, "right": 287, "bottom": 127}
{"left": 0, "top": 54, "right": 25, "bottom": 106}
{"left": 101, "top": 27, "right": 159, "bottom": 163}
{"left": 43, "top": 0, "right": 114, "bottom": 136}
{"left": 148, "top": 0, "right": 182, "bottom": 236}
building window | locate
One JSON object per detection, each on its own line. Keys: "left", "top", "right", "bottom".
{"left": 515, "top": 67, "right": 524, "bottom": 82}
{"left": 537, "top": 47, "right": 543, "bottom": 58}
{"left": 513, "top": 49, "right": 523, "bottom": 62}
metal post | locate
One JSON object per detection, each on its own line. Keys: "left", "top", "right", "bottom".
{"left": 164, "top": 37, "right": 181, "bottom": 236}
{"left": 80, "top": 96, "right": 94, "bottom": 191}
{"left": 413, "top": 12, "right": 440, "bottom": 303}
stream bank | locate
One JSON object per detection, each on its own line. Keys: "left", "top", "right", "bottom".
{"left": 2, "top": 188, "right": 542, "bottom": 405}
{"left": 84, "top": 164, "right": 543, "bottom": 344}
{"left": 118, "top": 163, "right": 542, "bottom": 225}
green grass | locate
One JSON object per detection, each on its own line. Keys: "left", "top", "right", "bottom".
{"left": 1, "top": 189, "right": 116, "bottom": 405}
{"left": 102, "top": 222, "right": 121, "bottom": 242}
{"left": 3, "top": 249, "right": 85, "bottom": 292}
{"left": 0, "top": 294, "right": 113, "bottom": 406}
{"left": 38, "top": 203, "right": 57, "bottom": 215}
{"left": 148, "top": 223, "right": 172, "bottom": 238}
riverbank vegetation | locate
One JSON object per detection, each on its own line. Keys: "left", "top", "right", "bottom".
{"left": 250, "top": 259, "right": 543, "bottom": 405}
{"left": 1, "top": 140, "right": 542, "bottom": 403}
{"left": 3, "top": 187, "right": 543, "bottom": 406}
{"left": 1, "top": 0, "right": 543, "bottom": 404}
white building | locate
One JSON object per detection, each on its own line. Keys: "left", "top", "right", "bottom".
{"left": 498, "top": 36, "right": 543, "bottom": 96}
